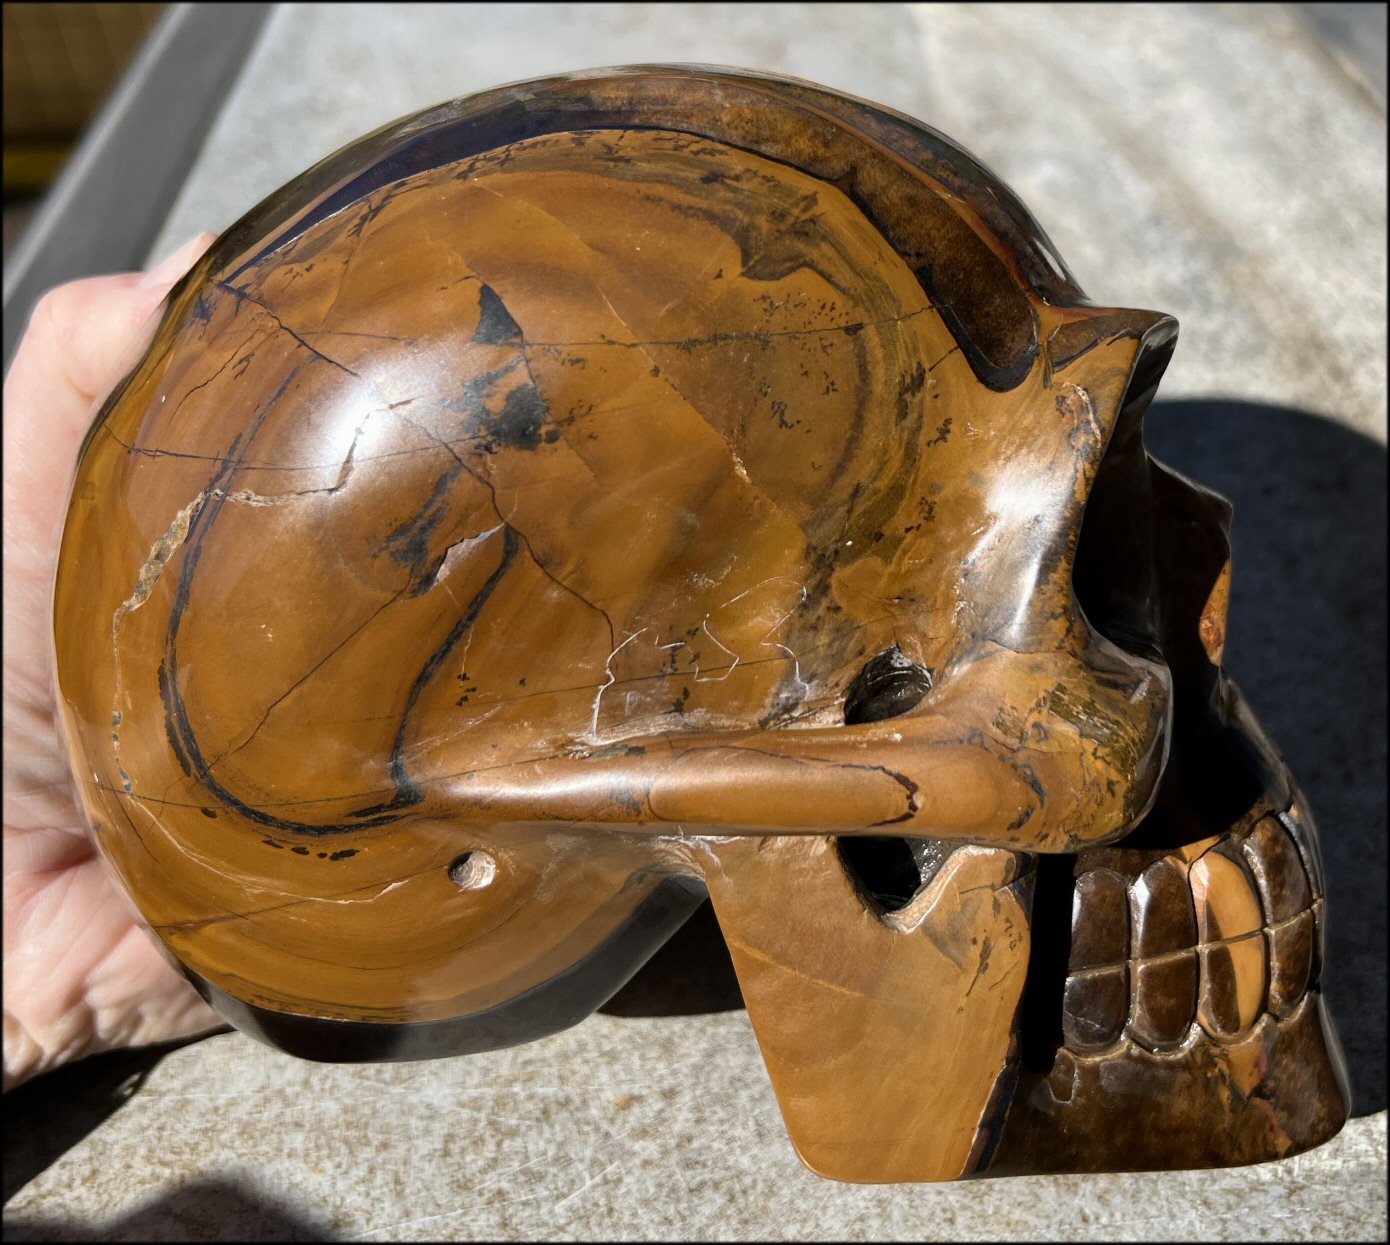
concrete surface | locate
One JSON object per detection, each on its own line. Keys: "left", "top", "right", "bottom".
{"left": 5, "top": 3, "right": 1385, "bottom": 1240}
{"left": 1296, "top": 2, "right": 1387, "bottom": 107}
{"left": 4, "top": 1020, "right": 1386, "bottom": 1242}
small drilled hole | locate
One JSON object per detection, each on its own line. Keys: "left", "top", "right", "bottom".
{"left": 843, "top": 645, "right": 933, "bottom": 725}
{"left": 448, "top": 851, "right": 496, "bottom": 890}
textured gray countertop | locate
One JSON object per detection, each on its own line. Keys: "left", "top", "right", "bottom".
{"left": 5, "top": 4, "right": 1385, "bottom": 1240}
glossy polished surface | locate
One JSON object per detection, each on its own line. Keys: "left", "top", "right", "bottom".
{"left": 53, "top": 65, "right": 1348, "bottom": 1181}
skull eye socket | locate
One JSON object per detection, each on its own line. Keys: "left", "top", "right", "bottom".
{"left": 1071, "top": 332, "right": 1176, "bottom": 663}
{"left": 1072, "top": 435, "right": 1157, "bottom": 658}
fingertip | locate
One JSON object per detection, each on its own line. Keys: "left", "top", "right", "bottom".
{"left": 136, "top": 230, "right": 218, "bottom": 292}
{"left": 23, "top": 277, "right": 153, "bottom": 405}
{"left": 13, "top": 229, "right": 217, "bottom": 406}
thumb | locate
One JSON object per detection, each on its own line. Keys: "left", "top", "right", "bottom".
{"left": 3, "top": 231, "right": 216, "bottom": 682}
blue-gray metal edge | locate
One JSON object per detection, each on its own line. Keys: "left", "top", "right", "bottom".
{"left": 2, "top": 2, "right": 274, "bottom": 370}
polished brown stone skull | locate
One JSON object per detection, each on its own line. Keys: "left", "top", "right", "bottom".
{"left": 52, "top": 65, "right": 1348, "bottom": 1182}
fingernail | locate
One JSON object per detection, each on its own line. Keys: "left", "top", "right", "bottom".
{"left": 137, "top": 232, "right": 211, "bottom": 290}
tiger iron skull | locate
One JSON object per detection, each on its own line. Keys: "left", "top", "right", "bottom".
{"left": 53, "top": 66, "right": 1349, "bottom": 1182}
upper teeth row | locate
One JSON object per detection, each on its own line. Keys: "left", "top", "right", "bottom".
{"left": 1062, "top": 807, "right": 1322, "bottom": 1055}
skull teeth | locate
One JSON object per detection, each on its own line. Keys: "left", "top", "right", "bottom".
{"left": 1060, "top": 807, "right": 1321, "bottom": 1055}
{"left": 1131, "top": 858, "right": 1198, "bottom": 1048}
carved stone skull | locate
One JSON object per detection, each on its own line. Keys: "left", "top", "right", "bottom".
{"left": 53, "top": 66, "right": 1348, "bottom": 1181}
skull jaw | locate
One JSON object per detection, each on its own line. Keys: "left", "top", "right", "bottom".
{"left": 989, "top": 983, "right": 1349, "bottom": 1176}
{"left": 983, "top": 684, "right": 1349, "bottom": 1174}
{"left": 695, "top": 676, "right": 1348, "bottom": 1183}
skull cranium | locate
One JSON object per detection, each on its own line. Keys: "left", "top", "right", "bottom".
{"left": 53, "top": 65, "right": 1348, "bottom": 1181}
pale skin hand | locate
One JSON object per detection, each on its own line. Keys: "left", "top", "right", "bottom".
{"left": 3, "top": 233, "right": 224, "bottom": 1091}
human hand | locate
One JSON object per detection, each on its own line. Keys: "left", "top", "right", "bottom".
{"left": 3, "top": 233, "right": 226, "bottom": 1091}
